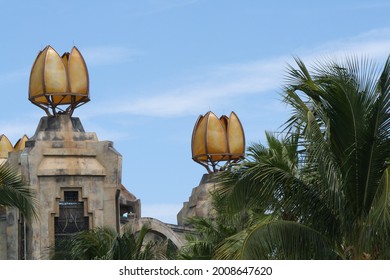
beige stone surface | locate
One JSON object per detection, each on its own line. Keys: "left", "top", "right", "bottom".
{"left": 5, "top": 115, "right": 126, "bottom": 259}
{"left": 129, "top": 217, "right": 188, "bottom": 249}
{"left": 1, "top": 114, "right": 201, "bottom": 259}
{"left": 177, "top": 173, "right": 217, "bottom": 227}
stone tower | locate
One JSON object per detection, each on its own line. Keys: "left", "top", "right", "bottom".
{"left": 177, "top": 111, "right": 245, "bottom": 226}
{"left": 0, "top": 46, "right": 144, "bottom": 259}
{"left": 0, "top": 45, "right": 189, "bottom": 259}
{"left": 5, "top": 114, "right": 129, "bottom": 259}
{"left": 177, "top": 173, "right": 217, "bottom": 226}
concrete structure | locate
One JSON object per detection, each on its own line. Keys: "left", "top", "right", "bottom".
{"left": 0, "top": 114, "right": 234, "bottom": 259}
{"left": 1, "top": 115, "right": 140, "bottom": 259}
{"left": 0, "top": 114, "right": 191, "bottom": 259}
{"left": 177, "top": 110, "right": 246, "bottom": 226}
{"left": 0, "top": 45, "right": 220, "bottom": 260}
{"left": 131, "top": 218, "right": 188, "bottom": 248}
{"left": 177, "top": 174, "right": 217, "bottom": 227}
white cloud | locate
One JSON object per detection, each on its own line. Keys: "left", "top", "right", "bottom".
{"left": 6, "top": 28, "right": 389, "bottom": 122}
{"left": 92, "top": 28, "right": 390, "bottom": 118}
{"left": 0, "top": 45, "right": 142, "bottom": 85}
{"left": 91, "top": 56, "right": 286, "bottom": 118}
{"left": 81, "top": 46, "right": 143, "bottom": 66}
{"left": 301, "top": 27, "right": 390, "bottom": 61}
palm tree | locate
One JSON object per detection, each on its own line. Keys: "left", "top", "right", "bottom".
{"left": 178, "top": 192, "right": 244, "bottom": 259}
{"left": 215, "top": 55, "right": 390, "bottom": 259}
{"left": 52, "top": 224, "right": 173, "bottom": 260}
{"left": 0, "top": 162, "right": 37, "bottom": 220}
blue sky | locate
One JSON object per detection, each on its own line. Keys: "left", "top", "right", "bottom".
{"left": 0, "top": 0, "right": 389, "bottom": 224}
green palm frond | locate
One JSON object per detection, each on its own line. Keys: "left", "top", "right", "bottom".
{"left": 183, "top": 55, "right": 390, "bottom": 260}
{"left": 216, "top": 132, "right": 302, "bottom": 215}
{"left": 363, "top": 166, "right": 390, "bottom": 258}
{"left": 178, "top": 207, "right": 242, "bottom": 260}
{"left": 282, "top": 56, "right": 390, "bottom": 245}
{"left": 0, "top": 162, "right": 38, "bottom": 220}
{"left": 178, "top": 217, "right": 221, "bottom": 259}
{"left": 214, "top": 227, "right": 248, "bottom": 260}
{"left": 215, "top": 213, "right": 272, "bottom": 260}
{"left": 69, "top": 227, "right": 116, "bottom": 259}
{"left": 370, "top": 161, "right": 390, "bottom": 226}
{"left": 52, "top": 225, "right": 168, "bottom": 260}
{"left": 241, "top": 220, "right": 339, "bottom": 260}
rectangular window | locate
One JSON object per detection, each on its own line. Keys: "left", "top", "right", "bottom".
{"left": 64, "top": 191, "right": 78, "bottom": 202}
{"left": 55, "top": 191, "right": 89, "bottom": 246}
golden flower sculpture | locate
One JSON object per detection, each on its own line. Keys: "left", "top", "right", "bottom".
{"left": 191, "top": 111, "right": 245, "bottom": 173}
{"left": 0, "top": 135, "right": 13, "bottom": 159}
{"left": 29, "top": 45, "right": 89, "bottom": 116}
{"left": 14, "top": 135, "right": 29, "bottom": 151}
{"left": 0, "top": 134, "right": 30, "bottom": 159}
{"left": 0, "top": 134, "right": 29, "bottom": 165}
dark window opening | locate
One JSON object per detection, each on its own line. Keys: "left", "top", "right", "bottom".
{"left": 64, "top": 191, "right": 78, "bottom": 202}
{"left": 55, "top": 191, "right": 89, "bottom": 246}
{"left": 120, "top": 204, "right": 135, "bottom": 223}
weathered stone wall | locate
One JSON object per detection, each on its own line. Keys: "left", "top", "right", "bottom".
{"left": 0, "top": 207, "right": 19, "bottom": 260}
{"left": 128, "top": 217, "right": 190, "bottom": 249}
{"left": 2, "top": 114, "right": 207, "bottom": 259}
{"left": 177, "top": 173, "right": 217, "bottom": 227}
{"left": 6, "top": 115, "right": 123, "bottom": 259}
{"left": 0, "top": 207, "right": 7, "bottom": 259}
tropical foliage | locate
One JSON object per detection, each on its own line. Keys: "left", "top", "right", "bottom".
{"left": 178, "top": 192, "right": 245, "bottom": 259}
{"left": 183, "top": 55, "right": 390, "bottom": 260}
{"left": 52, "top": 224, "right": 175, "bottom": 260}
{"left": 0, "top": 162, "right": 37, "bottom": 220}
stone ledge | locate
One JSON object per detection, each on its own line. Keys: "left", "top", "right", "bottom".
{"left": 37, "top": 157, "right": 106, "bottom": 176}
{"left": 43, "top": 148, "right": 97, "bottom": 156}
